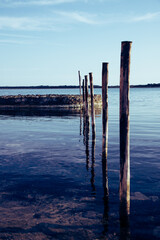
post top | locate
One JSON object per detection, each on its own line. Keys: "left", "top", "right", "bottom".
{"left": 122, "top": 41, "right": 132, "bottom": 44}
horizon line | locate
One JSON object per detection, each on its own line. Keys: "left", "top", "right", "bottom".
{"left": 0, "top": 83, "right": 160, "bottom": 89}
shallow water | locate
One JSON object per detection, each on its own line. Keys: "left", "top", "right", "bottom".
{"left": 0, "top": 88, "right": 159, "bottom": 239}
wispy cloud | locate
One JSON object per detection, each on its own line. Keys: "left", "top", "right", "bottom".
{"left": 0, "top": 12, "right": 99, "bottom": 32}
{"left": 56, "top": 11, "right": 98, "bottom": 24}
{"left": 98, "top": 11, "right": 160, "bottom": 24}
{"left": 0, "top": 0, "right": 76, "bottom": 7}
{"left": 0, "top": 0, "right": 118, "bottom": 7}
{"left": 0, "top": 39, "right": 32, "bottom": 45}
{"left": 0, "top": 10, "right": 159, "bottom": 33}
{"left": 131, "top": 12, "right": 160, "bottom": 22}
{"left": 0, "top": 16, "right": 59, "bottom": 31}
{"left": 0, "top": 33, "right": 38, "bottom": 39}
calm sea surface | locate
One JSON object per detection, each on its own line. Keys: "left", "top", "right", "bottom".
{"left": 0, "top": 88, "right": 159, "bottom": 239}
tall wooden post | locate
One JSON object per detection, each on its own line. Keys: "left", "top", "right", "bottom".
{"left": 85, "top": 75, "right": 89, "bottom": 117}
{"left": 102, "top": 62, "right": 109, "bottom": 199}
{"left": 78, "top": 71, "right": 82, "bottom": 96}
{"left": 82, "top": 79, "right": 85, "bottom": 107}
{"left": 89, "top": 72, "right": 96, "bottom": 140}
{"left": 119, "top": 41, "right": 132, "bottom": 214}
{"left": 84, "top": 75, "right": 90, "bottom": 170}
{"left": 102, "top": 63, "right": 109, "bottom": 153}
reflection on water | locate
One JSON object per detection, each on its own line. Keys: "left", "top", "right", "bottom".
{"left": 80, "top": 110, "right": 82, "bottom": 136}
{"left": 102, "top": 138, "right": 109, "bottom": 200}
{"left": 119, "top": 201, "right": 130, "bottom": 240}
{"left": 102, "top": 152, "right": 109, "bottom": 237}
{"left": 0, "top": 88, "right": 159, "bottom": 239}
{"left": 91, "top": 138, "right": 96, "bottom": 195}
{"left": 85, "top": 115, "right": 90, "bottom": 171}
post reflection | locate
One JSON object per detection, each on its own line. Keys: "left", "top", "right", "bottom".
{"left": 80, "top": 109, "right": 82, "bottom": 136}
{"left": 91, "top": 136, "right": 96, "bottom": 195}
{"left": 119, "top": 200, "right": 130, "bottom": 240}
{"left": 102, "top": 139, "right": 109, "bottom": 234}
{"left": 85, "top": 115, "right": 90, "bottom": 171}
{"left": 102, "top": 139, "right": 109, "bottom": 200}
{"left": 83, "top": 110, "right": 86, "bottom": 145}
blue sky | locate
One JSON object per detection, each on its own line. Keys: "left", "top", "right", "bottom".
{"left": 0, "top": 0, "right": 160, "bottom": 86}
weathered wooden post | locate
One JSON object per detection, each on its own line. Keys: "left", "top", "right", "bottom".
{"left": 119, "top": 41, "right": 132, "bottom": 215}
{"left": 84, "top": 75, "right": 90, "bottom": 170}
{"left": 102, "top": 63, "right": 109, "bottom": 152}
{"left": 82, "top": 79, "right": 85, "bottom": 108}
{"left": 89, "top": 72, "right": 96, "bottom": 140}
{"left": 102, "top": 62, "right": 109, "bottom": 199}
{"left": 78, "top": 71, "right": 82, "bottom": 96}
{"left": 85, "top": 75, "right": 89, "bottom": 117}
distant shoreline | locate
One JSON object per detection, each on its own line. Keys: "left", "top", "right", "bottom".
{"left": 0, "top": 83, "right": 160, "bottom": 89}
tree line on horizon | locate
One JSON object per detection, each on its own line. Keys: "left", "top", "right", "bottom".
{"left": 0, "top": 83, "right": 160, "bottom": 89}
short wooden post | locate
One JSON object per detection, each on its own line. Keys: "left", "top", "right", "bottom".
{"left": 78, "top": 71, "right": 82, "bottom": 96}
{"left": 85, "top": 75, "right": 89, "bottom": 117}
{"left": 102, "top": 62, "right": 109, "bottom": 199}
{"left": 119, "top": 41, "right": 132, "bottom": 213}
{"left": 89, "top": 72, "right": 96, "bottom": 140}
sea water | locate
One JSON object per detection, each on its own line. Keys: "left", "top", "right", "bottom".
{"left": 0, "top": 88, "right": 159, "bottom": 239}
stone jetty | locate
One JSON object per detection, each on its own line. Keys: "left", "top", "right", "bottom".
{"left": 0, "top": 94, "right": 102, "bottom": 116}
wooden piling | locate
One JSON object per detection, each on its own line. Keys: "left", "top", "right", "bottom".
{"left": 102, "top": 62, "right": 109, "bottom": 199}
{"left": 85, "top": 75, "right": 89, "bottom": 117}
{"left": 89, "top": 72, "right": 96, "bottom": 140}
{"left": 84, "top": 75, "right": 90, "bottom": 170}
{"left": 82, "top": 79, "right": 85, "bottom": 107}
{"left": 119, "top": 41, "right": 132, "bottom": 213}
{"left": 102, "top": 63, "right": 109, "bottom": 153}
{"left": 78, "top": 71, "right": 82, "bottom": 96}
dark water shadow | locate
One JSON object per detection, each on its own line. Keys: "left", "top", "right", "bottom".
{"left": 0, "top": 108, "right": 82, "bottom": 117}
{"left": 119, "top": 200, "right": 130, "bottom": 240}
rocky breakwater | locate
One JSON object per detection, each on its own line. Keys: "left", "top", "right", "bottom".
{"left": 0, "top": 94, "right": 102, "bottom": 116}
